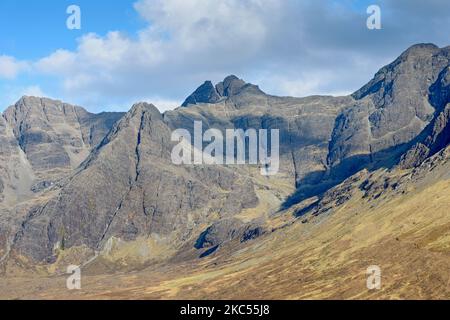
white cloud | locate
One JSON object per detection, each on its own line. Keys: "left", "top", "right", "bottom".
{"left": 32, "top": 0, "right": 278, "bottom": 105}
{"left": 2, "top": 0, "right": 450, "bottom": 112}
{"left": 36, "top": 49, "right": 76, "bottom": 75}
{"left": 134, "top": 0, "right": 273, "bottom": 53}
{"left": 0, "top": 56, "right": 29, "bottom": 79}
{"left": 144, "top": 97, "right": 180, "bottom": 112}
{"left": 22, "top": 85, "right": 46, "bottom": 97}
{"left": 272, "top": 75, "right": 345, "bottom": 98}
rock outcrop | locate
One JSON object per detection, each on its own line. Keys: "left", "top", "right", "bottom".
{"left": 0, "top": 97, "right": 124, "bottom": 264}
{"left": 182, "top": 81, "right": 222, "bottom": 106}
{"left": 2, "top": 96, "right": 124, "bottom": 185}
{"left": 326, "top": 44, "right": 450, "bottom": 179}
{"left": 182, "top": 75, "right": 265, "bottom": 107}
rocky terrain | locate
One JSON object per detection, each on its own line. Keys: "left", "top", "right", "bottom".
{"left": 0, "top": 43, "right": 449, "bottom": 299}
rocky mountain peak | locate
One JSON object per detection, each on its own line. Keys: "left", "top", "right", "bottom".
{"left": 345, "top": 44, "right": 449, "bottom": 154}
{"left": 396, "top": 42, "right": 438, "bottom": 55}
{"left": 1, "top": 96, "right": 124, "bottom": 186}
{"left": 216, "top": 75, "right": 247, "bottom": 97}
{"left": 4, "top": 96, "right": 73, "bottom": 118}
{"left": 399, "top": 43, "right": 440, "bottom": 58}
{"left": 129, "top": 102, "right": 162, "bottom": 118}
{"left": 181, "top": 81, "right": 222, "bottom": 107}
{"left": 182, "top": 75, "right": 264, "bottom": 107}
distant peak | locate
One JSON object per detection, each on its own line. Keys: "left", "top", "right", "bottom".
{"left": 352, "top": 43, "right": 447, "bottom": 100}
{"left": 4, "top": 96, "right": 70, "bottom": 118}
{"left": 216, "top": 75, "right": 247, "bottom": 97}
{"left": 181, "top": 80, "right": 221, "bottom": 107}
{"left": 12, "top": 96, "right": 67, "bottom": 110}
{"left": 222, "top": 74, "right": 240, "bottom": 82}
{"left": 400, "top": 43, "right": 440, "bottom": 57}
{"left": 129, "top": 102, "right": 161, "bottom": 118}
{"left": 182, "top": 75, "right": 264, "bottom": 107}
{"left": 18, "top": 95, "right": 57, "bottom": 103}
{"left": 16, "top": 95, "right": 42, "bottom": 105}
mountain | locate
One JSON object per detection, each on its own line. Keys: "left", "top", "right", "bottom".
{"left": 181, "top": 75, "right": 265, "bottom": 107}
{"left": 1, "top": 43, "right": 450, "bottom": 299}
{"left": 0, "top": 97, "right": 124, "bottom": 266}
{"left": 10, "top": 102, "right": 259, "bottom": 263}
{"left": 330, "top": 44, "right": 449, "bottom": 170}
{"left": 2, "top": 96, "right": 124, "bottom": 186}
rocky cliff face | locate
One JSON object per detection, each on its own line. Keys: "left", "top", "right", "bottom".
{"left": 0, "top": 115, "right": 35, "bottom": 205}
{"left": 173, "top": 45, "right": 450, "bottom": 200}
{"left": 10, "top": 103, "right": 258, "bottom": 262}
{"left": 400, "top": 65, "right": 450, "bottom": 168}
{"left": 328, "top": 44, "right": 450, "bottom": 177}
{"left": 173, "top": 76, "right": 353, "bottom": 194}
{"left": 1, "top": 43, "right": 450, "bottom": 267}
{"left": 0, "top": 97, "right": 124, "bottom": 264}
{"left": 2, "top": 97, "right": 124, "bottom": 184}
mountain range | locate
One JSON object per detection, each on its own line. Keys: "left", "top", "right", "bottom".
{"left": 0, "top": 43, "right": 450, "bottom": 299}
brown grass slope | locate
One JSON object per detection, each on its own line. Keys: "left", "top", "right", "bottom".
{"left": 2, "top": 146, "right": 450, "bottom": 300}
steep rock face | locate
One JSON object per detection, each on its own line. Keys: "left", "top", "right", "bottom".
{"left": 328, "top": 44, "right": 450, "bottom": 178}
{"left": 352, "top": 44, "right": 445, "bottom": 122}
{"left": 12, "top": 103, "right": 258, "bottom": 262}
{"left": 0, "top": 116, "right": 35, "bottom": 264}
{"left": 170, "top": 76, "right": 352, "bottom": 191}
{"left": 399, "top": 60, "right": 450, "bottom": 168}
{"left": 4, "top": 97, "right": 87, "bottom": 173}
{"left": 0, "top": 115, "right": 35, "bottom": 205}
{"left": 216, "top": 75, "right": 247, "bottom": 97}
{"left": 2, "top": 96, "right": 124, "bottom": 184}
{"left": 76, "top": 109, "right": 126, "bottom": 148}
{"left": 182, "top": 81, "right": 222, "bottom": 106}
{"left": 0, "top": 97, "right": 124, "bottom": 264}
{"left": 429, "top": 65, "right": 450, "bottom": 109}
{"left": 327, "top": 103, "right": 373, "bottom": 179}
{"left": 172, "top": 45, "right": 450, "bottom": 204}
{"left": 400, "top": 105, "right": 450, "bottom": 168}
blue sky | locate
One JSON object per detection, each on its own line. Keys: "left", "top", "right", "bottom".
{"left": 0, "top": 0, "right": 449, "bottom": 113}
{"left": 0, "top": 0, "right": 143, "bottom": 58}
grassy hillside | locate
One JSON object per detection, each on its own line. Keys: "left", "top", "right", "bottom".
{"left": 2, "top": 149, "right": 450, "bottom": 300}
